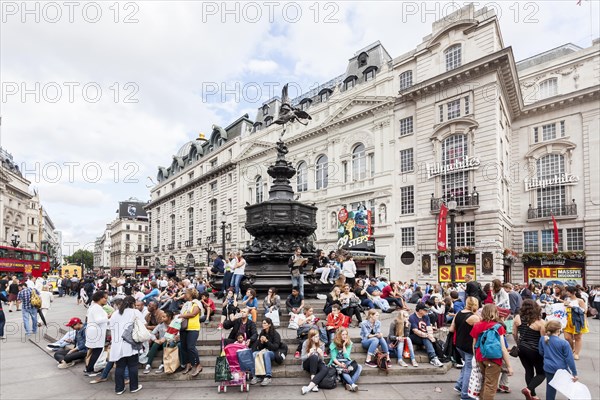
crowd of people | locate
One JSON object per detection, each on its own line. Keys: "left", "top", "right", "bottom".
{"left": 1, "top": 258, "right": 598, "bottom": 398}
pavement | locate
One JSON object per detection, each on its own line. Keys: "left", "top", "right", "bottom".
{"left": 1, "top": 295, "right": 599, "bottom": 400}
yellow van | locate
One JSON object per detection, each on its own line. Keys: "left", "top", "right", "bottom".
{"left": 46, "top": 275, "right": 60, "bottom": 294}
{"left": 61, "top": 264, "right": 83, "bottom": 279}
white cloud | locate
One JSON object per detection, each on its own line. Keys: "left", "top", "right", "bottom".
{"left": 245, "top": 60, "right": 280, "bottom": 75}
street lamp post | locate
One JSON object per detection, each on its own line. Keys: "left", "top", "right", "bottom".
{"left": 448, "top": 198, "right": 458, "bottom": 286}
{"left": 10, "top": 230, "right": 20, "bottom": 247}
{"left": 221, "top": 220, "right": 226, "bottom": 258}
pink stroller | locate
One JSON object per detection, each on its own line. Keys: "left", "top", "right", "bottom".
{"left": 217, "top": 342, "right": 250, "bottom": 393}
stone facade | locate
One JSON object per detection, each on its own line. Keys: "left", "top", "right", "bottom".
{"left": 147, "top": 4, "right": 600, "bottom": 285}
{"left": 109, "top": 218, "right": 149, "bottom": 274}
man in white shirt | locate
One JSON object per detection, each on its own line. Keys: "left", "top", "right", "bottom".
{"left": 85, "top": 291, "right": 110, "bottom": 377}
{"left": 26, "top": 276, "right": 35, "bottom": 289}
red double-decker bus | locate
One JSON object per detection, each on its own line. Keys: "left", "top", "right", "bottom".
{"left": 0, "top": 245, "right": 51, "bottom": 280}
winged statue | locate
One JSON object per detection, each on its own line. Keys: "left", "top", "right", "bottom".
{"left": 273, "top": 84, "right": 312, "bottom": 126}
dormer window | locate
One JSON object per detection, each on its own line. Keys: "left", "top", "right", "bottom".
{"left": 318, "top": 88, "right": 332, "bottom": 102}
{"left": 363, "top": 66, "right": 377, "bottom": 82}
{"left": 445, "top": 44, "right": 462, "bottom": 71}
{"left": 253, "top": 121, "right": 262, "bottom": 132}
{"left": 262, "top": 104, "right": 269, "bottom": 116}
{"left": 299, "top": 98, "right": 312, "bottom": 111}
{"left": 344, "top": 76, "right": 357, "bottom": 91}
{"left": 538, "top": 78, "right": 558, "bottom": 100}
{"left": 357, "top": 52, "right": 368, "bottom": 67}
{"left": 264, "top": 116, "right": 273, "bottom": 127}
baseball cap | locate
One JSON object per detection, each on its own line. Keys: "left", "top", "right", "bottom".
{"left": 65, "top": 317, "right": 82, "bottom": 327}
{"left": 415, "top": 303, "right": 430, "bottom": 312}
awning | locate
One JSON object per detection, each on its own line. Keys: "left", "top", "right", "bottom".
{"left": 348, "top": 251, "right": 386, "bottom": 261}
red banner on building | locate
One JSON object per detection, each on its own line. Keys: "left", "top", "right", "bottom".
{"left": 552, "top": 214, "right": 559, "bottom": 254}
{"left": 437, "top": 204, "right": 448, "bottom": 251}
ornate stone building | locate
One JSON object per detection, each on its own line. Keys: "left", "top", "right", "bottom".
{"left": 148, "top": 4, "right": 599, "bottom": 284}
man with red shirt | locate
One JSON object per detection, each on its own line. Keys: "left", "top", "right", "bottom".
{"left": 200, "top": 292, "right": 216, "bottom": 322}
{"left": 381, "top": 281, "right": 406, "bottom": 310}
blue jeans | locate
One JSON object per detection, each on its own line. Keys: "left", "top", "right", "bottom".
{"left": 409, "top": 334, "right": 436, "bottom": 360}
{"left": 222, "top": 271, "right": 233, "bottom": 294}
{"left": 231, "top": 274, "right": 243, "bottom": 295}
{"left": 328, "top": 267, "right": 341, "bottom": 281}
{"left": 545, "top": 372, "right": 557, "bottom": 400}
{"left": 253, "top": 350, "right": 275, "bottom": 377}
{"left": 361, "top": 337, "right": 388, "bottom": 356}
{"left": 456, "top": 349, "right": 473, "bottom": 400}
{"left": 58, "top": 287, "right": 64, "bottom": 297}
{"left": 341, "top": 364, "right": 363, "bottom": 385}
{"left": 361, "top": 298, "right": 374, "bottom": 309}
{"left": 101, "top": 361, "right": 130, "bottom": 380}
{"left": 291, "top": 274, "right": 304, "bottom": 296}
{"left": 22, "top": 308, "right": 37, "bottom": 335}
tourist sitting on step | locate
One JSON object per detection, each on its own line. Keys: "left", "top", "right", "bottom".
{"left": 263, "top": 287, "right": 281, "bottom": 316}
{"left": 286, "top": 286, "right": 304, "bottom": 314}
{"left": 294, "top": 305, "right": 328, "bottom": 358}
{"left": 241, "top": 288, "right": 259, "bottom": 321}
{"left": 325, "top": 304, "right": 350, "bottom": 346}
{"left": 353, "top": 278, "right": 375, "bottom": 310}
{"left": 360, "top": 309, "right": 391, "bottom": 368}
{"left": 300, "top": 329, "right": 329, "bottom": 394}
{"left": 323, "top": 286, "right": 342, "bottom": 315}
{"left": 388, "top": 311, "right": 418, "bottom": 367}
{"left": 366, "top": 278, "right": 392, "bottom": 313}
{"left": 312, "top": 249, "right": 332, "bottom": 285}
{"left": 223, "top": 307, "right": 258, "bottom": 348}
{"left": 340, "top": 283, "right": 363, "bottom": 326}
{"left": 199, "top": 292, "right": 215, "bottom": 323}
{"left": 381, "top": 281, "right": 409, "bottom": 311}
{"left": 218, "top": 288, "right": 239, "bottom": 330}
{"left": 250, "top": 317, "right": 287, "bottom": 386}
{"left": 328, "top": 327, "right": 363, "bottom": 392}
{"left": 327, "top": 251, "right": 342, "bottom": 284}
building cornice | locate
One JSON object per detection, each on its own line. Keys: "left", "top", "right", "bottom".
{"left": 518, "top": 85, "right": 600, "bottom": 118}
{"left": 145, "top": 161, "right": 236, "bottom": 210}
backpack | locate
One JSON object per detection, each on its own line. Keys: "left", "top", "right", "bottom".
{"left": 318, "top": 366, "right": 338, "bottom": 389}
{"left": 475, "top": 323, "right": 503, "bottom": 359}
{"left": 374, "top": 350, "right": 389, "bottom": 373}
{"left": 30, "top": 289, "right": 42, "bottom": 308}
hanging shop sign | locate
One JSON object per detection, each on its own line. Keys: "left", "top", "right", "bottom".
{"left": 427, "top": 156, "right": 480, "bottom": 179}
{"left": 337, "top": 205, "right": 374, "bottom": 252}
{"left": 437, "top": 253, "right": 476, "bottom": 282}
{"left": 524, "top": 173, "right": 579, "bottom": 191}
{"left": 524, "top": 256, "right": 585, "bottom": 286}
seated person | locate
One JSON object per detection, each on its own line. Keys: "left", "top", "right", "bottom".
{"left": 323, "top": 286, "right": 342, "bottom": 315}
{"left": 339, "top": 284, "right": 363, "bottom": 325}
{"left": 223, "top": 307, "right": 258, "bottom": 349}
{"left": 327, "top": 251, "right": 341, "bottom": 284}
{"left": 325, "top": 304, "right": 349, "bottom": 345}
{"left": 199, "top": 292, "right": 215, "bottom": 322}
{"left": 366, "top": 279, "right": 392, "bottom": 313}
{"left": 359, "top": 309, "right": 390, "bottom": 367}
{"left": 409, "top": 286, "right": 423, "bottom": 304}
{"left": 353, "top": 279, "right": 374, "bottom": 310}
{"left": 381, "top": 281, "right": 408, "bottom": 310}
{"left": 250, "top": 317, "right": 286, "bottom": 386}
{"left": 218, "top": 288, "right": 239, "bottom": 330}
{"left": 294, "top": 306, "right": 326, "bottom": 358}
{"left": 286, "top": 287, "right": 304, "bottom": 314}
{"left": 143, "top": 310, "right": 172, "bottom": 374}
{"left": 54, "top": 317, "right": 87, "bottom": 368}
{"left": 408, "top": 303, "right": 444, "bottom": 367}
{"left": 241, "top": 288, "right": 259, "bottom": 321}
{"left": 300, "top": 329, "right": 328, "bottom": 394}
{"left": 46, "top": 330, "right": 76, "bottom": 351}
{"left": 388, "top": 311, "right": 418, "bottom": 367}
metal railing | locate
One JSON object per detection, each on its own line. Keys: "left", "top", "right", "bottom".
{"left": 431, "top": 193, "right": 480, "bottom": 212}
{"left": 528, "top": 202, "right": 577, "bottom": 219}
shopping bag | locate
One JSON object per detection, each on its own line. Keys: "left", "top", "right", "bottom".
{"left": 132, "top": 317, "right": 152, "bottom": 343}
{"left": 255, "top": 350, "right": 266, "bottom": 376}
{"left": 94, "top": 348, "right": 108, "bottom": 372}
{"left": 546, "top": 303, "right": 568, "bottom": 328}
{"left": 467, "top": 357, "right": 482, "bottom": 399}
{"left": 163, "top": 344, "right": 180, "bottom": 374}
{"left": 288, "top": 313, "right": 300, "bottom": 330}
{"left": 265, "top": 309, "right": 280, "bottom": 327}
{"left": 402, "top": 339, "right": 410, "bottom": 359}
{"left": 504, "top": 316, "right": 514, "bottom": 335}
{"left": 237, "top": 349, "right": 254, "bottom": 373}
{"left": 215, "top": 352, "right": 233, "bottom": 381}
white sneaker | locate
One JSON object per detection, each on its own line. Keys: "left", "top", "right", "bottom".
{"left": 430, "top": 357, "right": 443, "bottom": 367}
{"left": 143, "top": 364, "right": 151, "bottom": 374}
{"left": 301, "top": 386, "right": 310, "bottom": 395}
{"left": 131, "top": 385, "right": 142, "bottom": 393}
{"left": 280, "top": 353, "right": 286, "bottom": 360}
{"left": 399, "top": 359, "right": 408, "bottom": 367}
{"left": 312, "top": 386, "right": 318, "bottom": 392}
{"left": 155, "top": 364, "right": 164, "bottom": 374}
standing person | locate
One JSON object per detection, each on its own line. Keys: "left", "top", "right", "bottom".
{"left": 388, "top": 311, "right": 418, "bottom": 367}
{"left": 359, "top": 309, "right": 390, "bottom": 367}
{"left": 0, "top": 275, "right": 8, "bottom": 298}
{"left": 179, "top": 288, "right": 203, "bottom": 377}
{"left": 221, "top": 252, "right": 234, "bottom": 298}
{"left": 300, "top": 329, "right": 328, "bottom": 394}
{"left": 288, "top": 247, "right": 307, "bottom": 296}
{"left": 465, "top": 274, "right": 486, "bottom": 307}
{"left": 492, "top": 279, "right": 510, "bottom": 309}
{"left": 231, "top": 251, "right": 247, "bottom": 296}
{"left": 7, "top": 277, "right": 20, "bottom": 312}
{"left": 17, "top": 284, "right": 40, "bottom": 335}
{"left": 85, "top": 291, "right": 110, "bottom": 377}
{"left": 563, "top": 286, "right": 589, "bottom": 360}
{"left": 591, "top": 285, "right": 600, "bottom": 319}
{"left": 328, "top": 328, "right": 363, "bottom": 392}
{"left": 470, "top": 304, "right": 513, "bottom": 400}
{"left": 38, "top": 285, "right": 54, "bottom": 327}
{"left": 513, "top": 299, "right": 546, "bottom": 400}
{"left": 250, "top": 317, "right": 284, "bottom": 386}
{"left": 505, "top": 283, "right": 523, "bottom": 316}
{"left": 539, "top": 320, "right": 578, "bottom": 400}
{"left": 450, "top": 296, "right": 481, "bottom": 400}
{"left": 312, "top": 249, "right": 331, "bottom": 285}
{"left": 108, "top": 296, "right": 143, "bottom": 395}
{"left": 0, "top": 291, "right": 8, "bottom": 338}
{"left": 341, "top": 255, "right": 357, "bottom": 288}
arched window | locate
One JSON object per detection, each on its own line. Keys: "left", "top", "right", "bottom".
{"left": 539, "top": 78, "right": 558, "bottom": 100}
{"left": 188, "top": 208, "right": 194, "bottom": 243}
{"left": 536, "top": 154, "right": 566, "bottom": 216}
{"left": 352, "top": 144, "right": 366, "bottom": 181}
{"left": 441, "top": 135, "right": 469, "bottom": 205}
{"left": 253, "top": 121, "right": 262, "bottom": 132}
{"left": 363, "top": 66, "right": 377, "bottom": 82}
{"left": 445, "top": 44, "right": 462, "bottom": 71}
{"left": 264, "top": 116, "right": 273, "bottom": 127}
{"left": 170, "top": 214, "right": 175, "bottom": 244}
{"left": 297, "top": 162, "right": 308, "bottom": 192}
{"left": 255, "top": 176, "right": 264, "bottom": 203}
{"left": 319, "top": 88, "right": 332, "bottom": 102}
{"left": 399, "top": 70, "right": 413, "bottom": 90}
{"left": 344, "top": 76, "right": 357, "bottom": 91}
{"left": 316, "top": 155, "right": 328, "bottom": 189}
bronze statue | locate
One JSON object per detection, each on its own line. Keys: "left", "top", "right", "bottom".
{"left": 274, "top": 83, "right": 312, "bottom": 128}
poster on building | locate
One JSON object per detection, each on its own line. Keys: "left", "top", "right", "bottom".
{"left": 482, "top": 252, "right": 494, "bottom": 275}
{"left": 118, "top": 201, "right": 148, "bottom": 220}
{"left": 438, "top": 254, "right": 476, "bottom": 283}
{"left": 421, "top": 255, "right": 431, "bottom": 275}
{"left": 336, "top": 205, "right": 374, "bottom": 252}
{"left": 526, "top": 267, "right": 584, "bottom": 287}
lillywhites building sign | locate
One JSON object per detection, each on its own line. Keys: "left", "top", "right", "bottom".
{"left": 427, "top": 156, "right": 481, "bottom": 179}
{"left": 524, "top": 173, "right": 579, "bottom": 191}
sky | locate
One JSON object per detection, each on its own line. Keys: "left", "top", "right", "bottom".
{"left": 1, "top": 0, "right": 598, "bottom": 256}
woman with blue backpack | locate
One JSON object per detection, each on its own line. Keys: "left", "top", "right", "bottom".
{"left": 470, "top": 304, "right": 514, "bottom": 400}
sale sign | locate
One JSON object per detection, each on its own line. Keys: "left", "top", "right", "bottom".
{"left": 438, "top": 265, "right": 476, "bottom": 282}
{"left": 526, "top": 267, "right": 584, "bottom": 287}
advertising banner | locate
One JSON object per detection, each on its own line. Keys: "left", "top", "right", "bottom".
{"left": 337, "top": 205, "right": 374, "bottom": 252}
{"left": 526, "top": 267, "right": 584, "bottom": 287}
{"left": 438, "top": 265, "right": 476, "bottom": 282}
{"left": 118, "top": 201, "right": 148, "bottom": 219}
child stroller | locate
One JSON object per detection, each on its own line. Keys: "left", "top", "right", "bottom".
{"left": 216, "top": 341, "right": 251, "bottom": 393}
